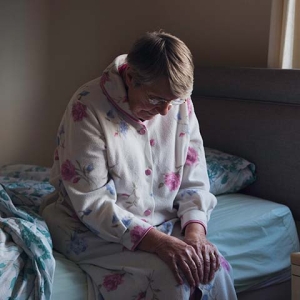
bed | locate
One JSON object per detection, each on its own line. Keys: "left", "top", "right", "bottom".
{"left": 1, "top": 67, "right": 299, "bottom": 299}
{"left": 193, "top": 66, "right": 300, "bottom": 299}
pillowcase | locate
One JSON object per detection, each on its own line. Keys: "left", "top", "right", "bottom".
{"left": 205, "top": 147, "right": 256, "bottom": 196}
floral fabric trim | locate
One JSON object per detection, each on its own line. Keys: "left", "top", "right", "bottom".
{"left": 205, "top": 147, "right": 256, "bottom": 196}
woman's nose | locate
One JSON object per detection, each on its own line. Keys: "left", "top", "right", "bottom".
{"left": 157, "top": 104, "right": 172, "bottom": 115}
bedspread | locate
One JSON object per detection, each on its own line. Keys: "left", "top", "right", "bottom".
{"left": 0, "top": 165, "right": 55, "bottom": 300}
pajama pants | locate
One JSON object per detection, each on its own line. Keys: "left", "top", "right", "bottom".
{"left": 42, "top": 201, "right": 237, "bottom": 300}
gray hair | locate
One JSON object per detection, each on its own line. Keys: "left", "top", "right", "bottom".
{"left": 126, "top": 31, "right": 194, "bottom": 99}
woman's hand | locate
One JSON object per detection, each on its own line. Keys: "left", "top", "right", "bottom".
{"left": 184, "top": 223, "right": 220, "bottom": 284}
{"left": 137, "top": 229, "right": 202, "bottom": 287}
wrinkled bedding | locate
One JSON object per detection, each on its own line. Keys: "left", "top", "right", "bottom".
{"left": 1, "top": 164, "right": 299, "bottom": 299}
{"left": 0, "top": 165, "right": 55, "bottom": 300}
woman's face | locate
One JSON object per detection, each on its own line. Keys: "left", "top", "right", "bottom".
{"left": 125, "top": 70, "right": 178, "bottom": 121}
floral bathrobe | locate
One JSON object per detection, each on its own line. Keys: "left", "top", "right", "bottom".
{"left": 42, "top": 55, "right": 237, "bottom": 300}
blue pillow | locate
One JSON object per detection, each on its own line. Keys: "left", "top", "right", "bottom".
{"left": 205, "top": 148, "right": 256, "bottom": 196}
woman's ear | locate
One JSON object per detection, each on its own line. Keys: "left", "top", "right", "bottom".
{"left": 125, "top": 67, "right": 134, "bottom": 87}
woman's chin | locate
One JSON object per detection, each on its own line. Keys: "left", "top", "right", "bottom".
{"left": 136, "top": 111, "right": 157, "bottom": 120}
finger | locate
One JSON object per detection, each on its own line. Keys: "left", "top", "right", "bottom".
{"left": 186, "top": 243, "right": 203, "bottom": 285}
{"left": 191, "top": 253, "right": 202, "bottom": 286}
{"left": 215, "top": 250, "right": 220, "bottom": 270}
{"left": 203, "top": 249, "right": 210, "bottom": 284}
{"left": 169, "top": 256, "right": 184, "bottom": 285}
{"left": 209, "top": 252, "right": 217, "bottom": 282}
{"left": 197, "top": 252, "right": 204, "bottom": 283}
{"left": 185, "top": 246, "right": 201, "bottom": 287}
{"left": 178, "top": 259, "right": 195, "bottom": 287}
{"left": 190, "top": 256, "right": 201, "bottom": 287}
{"left": 192, "top": 242, "right": 202, "bottom": 258}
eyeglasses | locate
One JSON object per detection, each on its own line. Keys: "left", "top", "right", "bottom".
{"left": 147, "top": 97, "right": 186, "bottom": 106}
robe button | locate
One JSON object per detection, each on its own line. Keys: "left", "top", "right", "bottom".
{"left": 139, "top": 128, "right": 146, "bottom": 135}
{"left": 144, "top": 209, "right": 152, "bottom": 216}
{"left": 145, "top": 169, "right": 152, "bottom": 176}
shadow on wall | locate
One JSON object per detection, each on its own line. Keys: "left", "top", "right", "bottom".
{"left": 0, "top": 0, "right": 272, "bottom": 166}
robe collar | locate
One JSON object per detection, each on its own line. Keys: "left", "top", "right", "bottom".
{"left": 100, "top": 55, "right": 145, "bottom": 124}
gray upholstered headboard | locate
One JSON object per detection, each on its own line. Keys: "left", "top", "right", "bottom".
{"left": 192, "top": 67, "right": 300, "bottom": 221}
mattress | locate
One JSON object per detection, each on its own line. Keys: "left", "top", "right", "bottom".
{"left": 207, "top": 193, "right": 300, "bottom": 293}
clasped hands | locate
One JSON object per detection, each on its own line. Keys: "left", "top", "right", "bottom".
{"left": 137, "top": 223, "right": 220, "bottom": 288}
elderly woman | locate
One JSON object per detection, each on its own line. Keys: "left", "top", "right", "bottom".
{"left": 42, "top": 31, "right": 237, "bottom": 300}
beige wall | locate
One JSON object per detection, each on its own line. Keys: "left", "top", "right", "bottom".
{"left": 0, "top": 1, "right": 50, "bottom": 166}
{"left": 0, "top": 0, "right": 272, "bottom": 167}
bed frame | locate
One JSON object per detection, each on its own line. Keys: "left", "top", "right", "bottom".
{"left": 192, "top": 67, "right": 300, "bottom": 300}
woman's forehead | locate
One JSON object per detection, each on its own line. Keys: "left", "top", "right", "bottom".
{"left": 145, "top": 78, "right": 175, "bottom": 99}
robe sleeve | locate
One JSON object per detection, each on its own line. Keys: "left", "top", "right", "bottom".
{"left": 175, "top": 99, "right": 217, "bottom": 233}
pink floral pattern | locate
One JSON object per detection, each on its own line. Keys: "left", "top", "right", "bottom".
{"left": 72, "top": 102, "right": 88, "bottom": 122}
{"left": 130, "top": 226, "right": 146, "bottom": 243}
{"left": 219, "top": 256, "right": 231, "bottom": 272}
{"left": 187, "top": 97, "right": 193, "bottom": 116}
{"left": 102, "top": 273, "right": 125, "bottom": 292}
{"left": 185, "top": 147, "right": 198, "bottom": 166}
{"left": 100, "top": 71, "right": 110, "bottom": 86}
{"left": 54, "top": 148, "right": 59, "bottom": 161}
{"left": 61, "top": 160, "right": 76, "bottom": 181}
{"left": 118, "top": 63, "right": 127, "bottom": 75}
{"left": 164, "top": 172, "right": 181, "bottom": 191}
{"left": 61, "top": 159, "right": 95, "bottom": 185}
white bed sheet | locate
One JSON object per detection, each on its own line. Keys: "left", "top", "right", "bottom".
{"left": 52, "top": 251, "right": 88, "bottom": 300}
{"left": 207, "top": 193, "right": 300, "bottom": 293}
